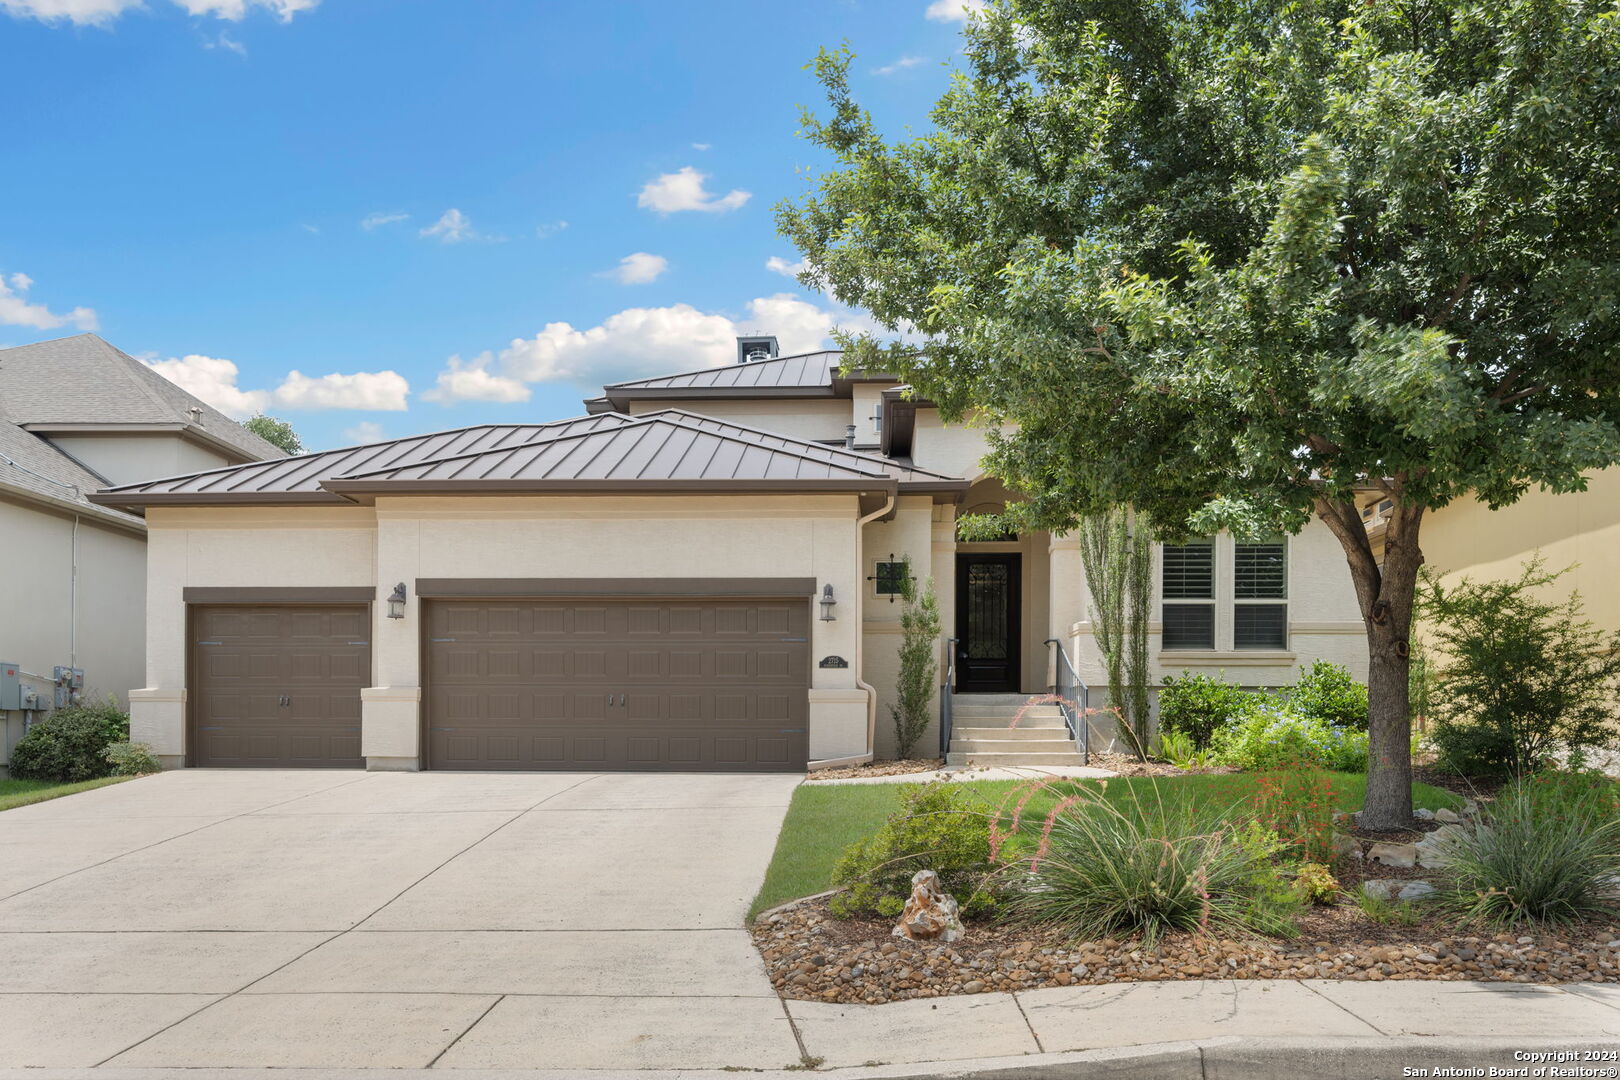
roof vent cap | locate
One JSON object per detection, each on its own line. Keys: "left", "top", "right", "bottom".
{"left": 736, "top": 335, "right": 780, "bottom": 365}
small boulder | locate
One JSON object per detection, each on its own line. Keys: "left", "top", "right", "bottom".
{"left": 1363, "top": 879, "right": 1438, "bottom": 902}
{"left": 892, "top": 869, "right": 964, "bottom": 943}
{"left": 1331, "top": 833, "right": 1362, "bottom": 860}
{"left": 1414, "top": 808, "right": 1435, "bottom": 821}
{"left": 1434, "top": 807, "right": 1462, "bottom": 824}
{"left": 1366, "top": 841, "right": 1418, "bottom": 868}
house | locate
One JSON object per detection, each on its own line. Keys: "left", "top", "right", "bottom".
{"left": 0, "top": 334, "right": 285, "bottom": 769}
{"left": 91, "top": 336, "right": 1367, "bottom": 773}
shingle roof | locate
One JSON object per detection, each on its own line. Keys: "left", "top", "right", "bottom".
{"left": 89, "top": 409, "right": 968, "bottom": 509}
{"left": 0, "top": 334, "right": 286, "bottom": 462}
{"left": 89, "top": 413, "right": 634, "bottom": 506}
{"left": 593, "top": 350, "right": 901, "bottom": 411}
{"left": 0, "top": 416, "right": 144, "bottom": 530}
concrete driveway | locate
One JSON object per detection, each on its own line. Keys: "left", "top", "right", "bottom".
{"left": 0, "top": 769, "right": 806, "bottom": 1070}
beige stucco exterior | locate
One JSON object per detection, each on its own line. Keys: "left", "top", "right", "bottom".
{"left": 135, "top": 496, "right": 875, "bottom": 770}
{"left": 0, "top": 496, "right": 146, "bottom": 768}
{"left": 1417, "top": 469, "right": 1620, "bottom": 635}
{"left": 49, "top": 434, "right": 237, "bottom": 488}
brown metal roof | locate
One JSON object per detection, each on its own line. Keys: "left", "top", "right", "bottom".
{"left": 593, "top": 350, "right": 899, "bottom": 412}
{"left": 88, "top": 414, "right": 634, "bottom": 508}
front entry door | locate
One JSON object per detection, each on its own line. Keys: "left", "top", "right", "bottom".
{"left": 955, "top": 554, "right": 1021, "bottom": 693}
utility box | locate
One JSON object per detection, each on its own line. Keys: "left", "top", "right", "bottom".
{"left": 53, "top": 667, "right": 83, "bottom": 710}
{"left": 0, "top": 663, "right": 19, "bottom": 710}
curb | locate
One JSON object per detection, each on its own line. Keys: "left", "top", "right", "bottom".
{"left": 25, "top": 1036, "right": 1620, "bottom": 1079}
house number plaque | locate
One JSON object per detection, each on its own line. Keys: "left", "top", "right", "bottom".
{"left": 818, "top": 655, "right": 849, "bottom": 669}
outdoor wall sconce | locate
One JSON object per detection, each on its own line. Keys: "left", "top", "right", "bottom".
{"left": 386, "top": 582, "right": 408, "bottom": 619}
{"left": 819, "top": 583, "right": 837, "bottom": 621}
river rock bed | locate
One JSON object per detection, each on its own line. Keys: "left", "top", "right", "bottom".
{"left": 753, "top": 898, "right": 1620, "bottom": 1004}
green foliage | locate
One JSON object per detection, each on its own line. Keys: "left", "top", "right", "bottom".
{"left": 102, "top": 741, "right": 162, "bottom": 776}
{"left": 1157, "top": 672, "right": 1249, "bottom": 750}
{"left": 1418, "top": 561, "right": 1620, "bottom": 778}
{"left": 1012, "top": 783, "right": 1299, "bottom": 943}
{"left": 1155, "top": 729, "right": 1216, "bottom": 770}
{"left": 243, "top": 413, "right": 304, "bottom": 455}
{"left": 1251, "top": 767, "right": 1339, "bottom": 864}
{"left": 1293, "top": 862, "right": 1340, "bottom": 906}
{"left": 1210, "top": 701, "right": 1368, "bottom": 773}
{"left": 1356, "top": 891, "right": 1424, "bottom": 927}
{"left": 1288, "top": 661, "right": 1368, "bottom": 732}
{"left": 8, "top": 702, "right": 130, "bottom": 782}
{"left": 1438, "top": 773, "right": 1620, "bottom": 927}
{"left": 1077, "top": 510, "right": 1153, "bottom": 756}
{"left": 830, "top": 782, "right": 999, "bottom": 919}
{"left": 889, "top": 559, "right": 941, "bottom": 760}
{"left": 781, "top": 0, "right": 1620, "bottom": 828}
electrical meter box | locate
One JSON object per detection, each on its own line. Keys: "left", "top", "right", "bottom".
{"left": 0, "top": 662, "right": 19, "bottom": 710}
{"left": 53, "top": 667, "right": 84, "bottom": 709}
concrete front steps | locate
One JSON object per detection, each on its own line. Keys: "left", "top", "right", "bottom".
{"left": 945, "top": 694, "right": 1086, "bottom": 767}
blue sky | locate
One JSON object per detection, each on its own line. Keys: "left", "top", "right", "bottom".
{"left": 0, "top": 0, "right": 982, "bottom": 449}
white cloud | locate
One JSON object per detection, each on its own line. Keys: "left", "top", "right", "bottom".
{"left": 344, "top": 420, "right": 386, "bottom": 444}
{"left": 361, "top": 211, "right": 409, "bottom": 231}
{"left": 423, "top": 293, "right": 875, "bottom": 402}
{"left": 1, "top": 0, "right": 316, "bottom": 22}
{"left": 691, "top": 142, "right": 711, "bottom": 151}
{"left": 875, "top": 55, "right": 926, "bottom": 75}
{"left": 636, "top": 167, "right": 750, "bottom": 214}
{"left": 535, "top": 219, "right": 569, "bottom": 239}
{"left": 143, "top": 354, "right": 270, "bottom": 418}
{"left": 604, "top": 252, "right": 669, "bottom": 285}
{"left": 0, "top": 270, "right": 97, "bottom": 331}
{"left": 925, "top": 0, "right": 986, "bottom": 20}
{"left": 145, "top": 355, "right": 409, "bottom": 416}
{"left": 273, "top": 369, "right": 409, "bottom": 411}
{"left": 204, "top": 28, "right": 246, "bottom": 53}
{"left": 422, "top": 354, "right": 531, "bottom": 405}
{"left": 299, "top": 223, "right": 320, "bottom": 234}
{"left": 765, "top": 255, "right": 807, "bottom": 278}
{"left": 420, "top": 208, "right": 474, "bottom": 242}
{"left": 173, "top": 0, "right": 317, "bottom": 20}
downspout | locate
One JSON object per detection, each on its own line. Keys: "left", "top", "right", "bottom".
{"left": 854, "top": 490, "right": 896, "bottom": 758}
{"left": 70, "top": 514, "right": 79, "bottom": 671}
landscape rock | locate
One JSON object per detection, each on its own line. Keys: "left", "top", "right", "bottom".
{"left": 1367, "top": 841, "right": 1418, "bottom": 868}
{"left": 892, "top": 869, "right": 964, "bottom": 943}
{"left": 1414, "top": 808, "right": 1435, "bottom": 821}
{"left": 1434, "top": 808, "right": 1462, "bottom": 824}
{"left": 1331, "top": 833, "right": 1362, "bottom": 860}
{"left": 1362, "top": 879, "right": 1438, "bottom": 902}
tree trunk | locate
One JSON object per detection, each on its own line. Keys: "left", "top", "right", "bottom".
{"left": 1314, "top": 494, "right": 1424, "bottom": 830}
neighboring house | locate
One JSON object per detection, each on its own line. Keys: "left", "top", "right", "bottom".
{"left": 0, "top": 334, "right": 285, "bottom": 770}
{"left": 92, "top": 336, "right": 1366, "bottom": 773}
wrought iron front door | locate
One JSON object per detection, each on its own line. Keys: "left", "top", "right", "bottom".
{"left": 955, "top": 554, "right": 1021, "bottom": 693}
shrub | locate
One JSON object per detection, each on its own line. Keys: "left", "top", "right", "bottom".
{"left": 830, "top": 782, "right": 1000, "bottom": 919}
{"left": 1210, "top": 701, "right": 1368, "bottom": 772}
{"left": 7, "top": 702, "right": 130, "bottom": 782}
{"left": 1437, "top": 773, "right": 1620, "bottom": 926}
{"left": 1418, "top": 560, "right": 1620, "bottom": 777}
{"left": 103, "top": 741, "right": 162, "bottom": 776}
{"left": 889, "top": 561, "right": 941, "bottom": 760}
{"left": 1156, "top": 729, "right": 1216, "bottom": 769}
{"left": 1252, "top": 766, "right": 1338, "bottom": 863}
{"left": 1294, "top": 862, "right": 1340, "bottom": 905}
{"left": 1287, "top": 661, "right": 1368, "bottom": 731}
{"left": 1357, "top": 890, "right": 1424, "bottom": 926}
{"left": 1157, "top": 672, "right": 1250, "bottom": 750}
{"left": 1011, "top": 782, "right": 1299, "bottom": 944}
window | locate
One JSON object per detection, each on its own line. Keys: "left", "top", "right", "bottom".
{"left": 1234, "top": 539, "right": 1287, "bottom": 649}
{"left": 1161, "top": 540, "right": 1214, "bottom": 649}
{"left": 872, "top": 561, "right": 910, "bottom": 600}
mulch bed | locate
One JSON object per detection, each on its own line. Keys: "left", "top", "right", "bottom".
{"left": 1084, "top": 752, "right": 1238, "bottom": 777}
{"left": 807, "top": 759, "right": 945, "bottom": 781}
{"left": 754, "top": 896, "right": 1620, "bottom": 1004}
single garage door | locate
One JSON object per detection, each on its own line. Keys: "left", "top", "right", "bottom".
{"left": 190, "top": 605, "right": 368, "bottom": 768}
{"left": 425, "top": 598, "right": 810, "bottom": 771}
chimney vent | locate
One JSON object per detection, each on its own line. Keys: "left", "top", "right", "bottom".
{"left": 844, "top": 424, "right": 857, "bottom": 450}
{"left": 736, "top": 335, "right": 780, "bottom": 365}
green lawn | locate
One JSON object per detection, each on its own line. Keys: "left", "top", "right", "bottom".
{"left": 0, "top": 776, "right": 133, "bottom": 812}
{"left": 747, "top": 772, "right": 1461, "bottom": 920}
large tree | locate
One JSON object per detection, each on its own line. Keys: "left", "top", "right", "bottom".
{"left": 780, "top": 0, "right": 1620, "bottom": 826}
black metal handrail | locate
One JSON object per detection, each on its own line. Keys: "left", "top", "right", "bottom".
{"left": 939, "top": 636, "right": 958, "bottom": 755}
{"left": 1044, "top": 637, "right": 1091, "bottom": 765}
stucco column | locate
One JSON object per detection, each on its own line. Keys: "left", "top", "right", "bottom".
{"left": 129, "top": 516, "right": 187, "bottom": 768}
{"left": 1047, "top": 533, "right": 1085, "bottom": 685}
{"left": 807, "top": 510, "right": 867, "bottom": 764}
{"left": 363, "top": 509, "right": 422, "bottom": 770}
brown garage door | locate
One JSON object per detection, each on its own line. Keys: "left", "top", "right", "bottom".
{"left": 425, "top": 598, "right": 809, "bottom": 771}
{"left": 190, "top": 605, "right": 368, "bottom": 768}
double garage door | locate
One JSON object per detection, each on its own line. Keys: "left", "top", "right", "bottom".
{"left": 190, "top": 597, "right": 810, "bottom": 771}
